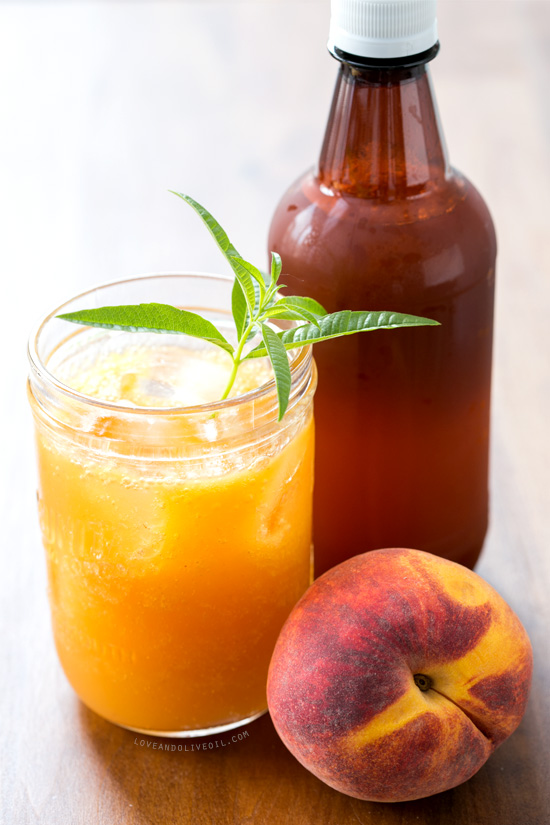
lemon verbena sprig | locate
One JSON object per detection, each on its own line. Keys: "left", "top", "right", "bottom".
{"left": 57, "top": 193, "right": 440, "bottom": 420}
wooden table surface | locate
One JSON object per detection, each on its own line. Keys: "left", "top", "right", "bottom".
{"left": 1, "top": 1, "right": 549, "bottom": 823}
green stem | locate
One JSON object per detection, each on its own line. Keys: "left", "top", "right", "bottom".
{"left": 220, "top": 321, "right": 254, "bottom": 400}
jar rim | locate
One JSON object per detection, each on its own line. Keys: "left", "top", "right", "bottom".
{"left": 27, "top": 271, "right": 313, "bottom": 418}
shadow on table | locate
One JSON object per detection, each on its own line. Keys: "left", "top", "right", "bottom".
{"left": 77, "top": 700, "right": 543, "bottom": 825}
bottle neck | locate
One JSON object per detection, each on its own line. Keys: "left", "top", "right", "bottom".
{"left": 317, "top": 59, "right": 449, "bottom": 200}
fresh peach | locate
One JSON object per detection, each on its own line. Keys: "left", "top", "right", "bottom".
{"left": 267, "top": 548, "right": 532, "bottom": 802}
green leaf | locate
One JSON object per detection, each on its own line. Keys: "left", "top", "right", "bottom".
{"left": 282, "top": 295, "right": 327, "bottom": 317}
{"left": 265, "top": 253, "right": 283, "bottom": 304}
{"left": 231, "top": 278, "right": 247, "bottom": 340}
{"left": 231, "top": 256, "right": 266, "bottom": 308}
{"left": 232, "top": 257, "right": 266, "bottom": 295}
{"left": 57, "top": 303, "right": 235, "bottom": 355}
{"left": 254, "top": 278, "right": 263, "bottom": 309}
{"left": 270, "top": 252, "right": 282, "bottom": 286}
{"left": 245, "top": 310, "right": 439, "bottom": 359}
{"left": 174, "top": 189, "right": 265, "bottom": 313}
{"left": 231, "top": 261, "right": 257, "bottom": 317}
{"left": 243, "top": 277, "right": 265, "bottom": 341}
{"left": 170, "top": 192, "right": 240, "bottom": 260}
{"left": 265, "top": 295, "right": 328, "bottom": 325}
{"left": 262, "top": 305, "right": 318, "bottom": 325}
{"left": 261, "top": 323, "right": 292, "bottom": 421}
{"left": 230, "top": 278, "right": 263, "bottom": 347}
{"left": 263, "top": 284, "right": 287, "bottom": 311}
{"left": 171, "top": 193, "right": 265, "bottom": 323}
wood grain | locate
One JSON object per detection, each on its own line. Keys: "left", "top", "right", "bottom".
{"left": 1, "top": 1, "right": 549, "bottom": 823}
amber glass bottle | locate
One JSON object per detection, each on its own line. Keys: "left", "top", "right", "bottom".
{"left": 269, "top": 27, "right": 496, "bottom": 575}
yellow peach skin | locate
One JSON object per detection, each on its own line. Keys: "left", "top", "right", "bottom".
{"left": 267, "top": 548, "right": 533, "bottom": 802}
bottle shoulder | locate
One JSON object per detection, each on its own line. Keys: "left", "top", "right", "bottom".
{"left": 268, "top": 167, "right": 496, "bottom": 300}
{"left": 271, "top": 166, "right": 495, "bottom": 237}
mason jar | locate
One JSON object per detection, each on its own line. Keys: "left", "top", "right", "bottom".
{"left": 28, "top": 273, "right": 316, "bottom": 736}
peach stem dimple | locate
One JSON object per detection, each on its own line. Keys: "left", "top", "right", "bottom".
{"left": 414, "top": 673, "right": 433, "bottom": 692}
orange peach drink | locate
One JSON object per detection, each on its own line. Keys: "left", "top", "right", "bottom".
{"left": 29, "top": 321, "right": 315, "bottom": 736}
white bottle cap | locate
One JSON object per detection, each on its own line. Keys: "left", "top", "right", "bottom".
{"left": 328, "top": 0, "right": 438, "bottom": 61}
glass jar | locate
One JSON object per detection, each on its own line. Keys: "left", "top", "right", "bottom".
{"left": 28, "top": 273, "right": 316, "bottom": 736}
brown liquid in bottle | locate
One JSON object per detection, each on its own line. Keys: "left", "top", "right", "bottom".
{"left": 269, "top": 55, "right": 496, "bottom": 575}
